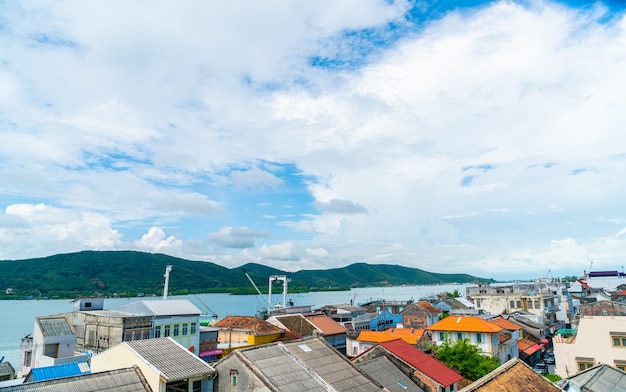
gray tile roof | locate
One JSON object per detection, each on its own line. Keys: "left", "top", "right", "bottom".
{"left": 124, "top": 337, "right": 215, "bottom": 381}
{"left": 114, "top": 299, "right": 201, "bottom": 317}
{"left": 0, "top": 366, "right": 152, "bottom": 392}
{"left": 357, "top": 356, "right": 424, "bottom": 392}
{"left": 38, "top": 317, "right": 73, "bottom": 337}
{"left": 235, "top": 337, "right": 384, "bottom": 392}
{"left": 565, "top": 363, "right": 626, "bottom": 392}
{"left": 0, "top": 362, "right": 15, "bottom": 376}
{"left": 240, "top": 344, "right": 328, "bottom": 392}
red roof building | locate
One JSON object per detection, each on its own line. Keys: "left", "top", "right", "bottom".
{"left": 353, "top": 338, "right": 464, "bottom": 392}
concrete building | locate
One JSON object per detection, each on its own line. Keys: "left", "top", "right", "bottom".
{"left": 553, "top": 301, "right": 626, "bottom": 378}
{"left": 467, "top": 281, "right": 566, "bottom": 324}
{"left": 62, "top": 298, "right": 202, "bottom": 355}
{"left": 427, "top": 316, "right": 518, "bottom": 364}
{"left": 17, "top": 315, "right": 89, "bottom": 378}
{"left": 401, "top": 301, "right": 442, "bottom": 329}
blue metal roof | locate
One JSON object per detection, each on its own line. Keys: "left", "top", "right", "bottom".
{"left": 29, "top": 361, "right": 90, "bottom": 382}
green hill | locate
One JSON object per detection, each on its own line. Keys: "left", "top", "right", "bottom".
{"left": 0, "top": 250, "right": 490, "bottom": 299}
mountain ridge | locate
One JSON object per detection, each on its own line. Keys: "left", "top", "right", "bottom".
{"left": 0, "top": 250, "right": 491, "bottom": 299}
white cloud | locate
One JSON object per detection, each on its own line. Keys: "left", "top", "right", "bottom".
{"left": 2, "top": 1, "right": 626, "bottom": 280}
{"left": 134, "top": 227, "right": 183, "bottom": 252}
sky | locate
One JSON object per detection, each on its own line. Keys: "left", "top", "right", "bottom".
{"left": 1, "top": 0, "right": 626, "bottom": 281}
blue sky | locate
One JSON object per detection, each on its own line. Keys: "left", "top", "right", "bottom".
{"left": 1, "top": 0, "right": 626, "bottom": 280}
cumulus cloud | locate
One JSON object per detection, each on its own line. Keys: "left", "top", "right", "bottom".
{"left": 207, "top": 226, "right": 270, "bottom": 248}
{"left": 314, "top": 199, "right": 368, "bottom": 214}
{"left": 2, "top": 1, "right": 626, "bottom": 279}
{"left": 134, "top": 227, "right": 183, "bottom": 252}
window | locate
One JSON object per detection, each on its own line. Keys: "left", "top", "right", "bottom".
{"left": 192, "top": 380, "right": 202, "bottom": 392}
{"left": 509, "top": 300, "right": 515, "bottom": 309}
{"left": 516, "top": 301, "right": 521, "bottom": 308}
{"left": 476, "top": 333, "right": 482, "bottom": 343}
{"left": 24, "top": 351, "right": 32, "bottom": 367}
{"left": 155, "top": 325, "right": 161, "bottom": 338}
{"left": 440, "top": 332, "right": 446, "bottom": 340}
{"left": 353, "top": 347, "right": 358, "bottom": 356}
{"left": 173, "top": 324, "right": 180, "bottom": 336}
{"left": 164, "top": 324, "right": 170, "bottom": 337}
{"left": 182, "top": 323, "right": 188, "bottom": 335}
{"left": 456, "top": 332, "right": 463, "bottom": 340}
{"left": 612, "top": 335, "right": 626, "bottom": 347}
{"left": 578, "top": 362, "right": 594, "bottom": 371}
{"left": 191, "top": 322, "right": 197, "bottom": 335}
{"left": 230, "top": 370, "right": 238, "bottom": 388}
{"left": 534, "top": 300, "right": 540, "bottom": 308}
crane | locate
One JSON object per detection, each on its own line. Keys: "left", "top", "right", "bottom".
{"left": 163, "top": 265, "right": 172, "bottom": 300}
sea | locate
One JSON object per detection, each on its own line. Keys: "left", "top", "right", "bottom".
{"left": 0, "top": 283, "right": 468, "bottom": 369}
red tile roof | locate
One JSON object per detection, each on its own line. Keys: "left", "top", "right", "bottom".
{"left": 615, "top": 289, "right": 626, "bottom": 296}
{"left": 417, "top": 301, "right": 441, "bottom": 314}
{"left": 426, "top": 316, "right": 502, "bottom": 333}
{"left": 304, "top": 314, "right": 347, "bottom": 335}
{"left": 379, "top": 339, "right": 463, "bottom": 387}
{"left": 214, "top": 316, "right": 284, "bottom": 335}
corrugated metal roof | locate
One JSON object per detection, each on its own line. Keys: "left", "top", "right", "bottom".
{"left": 284, "top": 338, "right": 383, "bottom": 391}
{"left": 236, "top": 337, "right": 384, "bottom": 391}
{"left": 357, "top": 356, "right": 425, "bottom": 392}
{"left": 125, "top": 337, "right": 215, "bottom": 381}
{"left": 380, "top": 339, "right": 463, "bottom": 387}
{"left": 29, "top": 361, "right": 90, "bottom": 382}
{"left": 38, "top": 317, "right": 73, "bottom": 337}
{"left": 114, "top": 299, "right": 201, "bottom": 316}
{"left": 566, "top": 363, "right": 626, "bottom": 391}
{"left": 0, "top": 362, "right": 15, "bottom": 376}
{"left": 1, "top": 366, "right": 152, "bottom": 392}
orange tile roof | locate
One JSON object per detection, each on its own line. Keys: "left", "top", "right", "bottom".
{"left": 358, "top": 328, "right": 424, "bottom": 345}
{"left": 489, "top": 317, "right": 522, "bottom": 331}
{"left": 304, "top": 314, "right": 347, "bottom": 335}
{"left": 426, "top": 316, "right": 502, "bottom": 333}
{"left": 517, "top": 338, "right": 535, "bottom": 351}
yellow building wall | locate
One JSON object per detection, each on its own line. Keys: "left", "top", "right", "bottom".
{"left": 91, "top": 344, "right": 164, "bottom": 392}
{"left": 248, "top": 333, "right": 282, "bottom": 345}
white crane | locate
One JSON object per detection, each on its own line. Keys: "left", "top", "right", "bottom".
{"left": 163, "top": 265, "right": 172, "bottom": 300}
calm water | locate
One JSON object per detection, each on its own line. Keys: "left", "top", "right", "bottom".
{"left": 0, "top": 284, "right": 468, "bottom": 368}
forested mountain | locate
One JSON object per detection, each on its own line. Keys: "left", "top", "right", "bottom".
{"left": 0, "top": 250, "right": 490, "bottom": 299}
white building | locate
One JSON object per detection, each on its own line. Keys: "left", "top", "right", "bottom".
{"left": 113, "top": 299, "right": 201, "bottom": 354}
{"left": 468, "top": 282, "right": 562, "bottom": 325}
{"left": 17, "top": 315, "right": 88, "bottom": 377}
{"left": 553, "top": 301, "right": 626, "bottom": 377}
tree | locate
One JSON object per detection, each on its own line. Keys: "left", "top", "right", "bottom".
{"left": 442, "top": 289, "right": 461, "bottom": 298}
{"left": 433, "top": 336, "right": 500, "bottom": 381}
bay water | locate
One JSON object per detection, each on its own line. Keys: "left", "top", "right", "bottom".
{"left": 0, "top": 283, "right": 468, "bottom": 368}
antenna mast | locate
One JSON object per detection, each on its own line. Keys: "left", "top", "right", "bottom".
{"left": 163, "top": 265, "right": 172, "bottom": 300}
